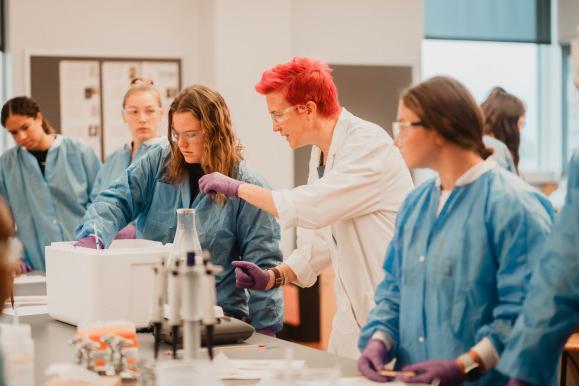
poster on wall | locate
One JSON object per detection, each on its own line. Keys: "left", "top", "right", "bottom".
{"left": 59, "top": 61, "right": 101, "bottom": 156}
{"left": 101, "top": 61, "right": 141, "bottom": 157}
{"left": 142, "top": 61, "right": 180, "bottom": 135}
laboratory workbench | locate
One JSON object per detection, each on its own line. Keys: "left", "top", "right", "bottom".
{"left": 6, "top": 273, "right": 358, "bottom": 384}
{"left": 12, "top": 313, "right": 358, "bottom": 385}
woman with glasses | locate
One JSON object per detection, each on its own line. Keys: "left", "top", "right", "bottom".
{"left": 356, "top": 76, "right": 553, "bottom": 386}
{"left": 91, "top": 77, "right": 166, "bottom": 200}
{"left": 198, "top": 56, "right": 414, "bottom": 358}
{"left": 0, "top": 96, "right": 101, "bottom": 272}
{"left": 75, "top": 85, "right": 283, "bottom": 334}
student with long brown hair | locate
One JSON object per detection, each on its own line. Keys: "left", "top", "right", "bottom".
{"left": 75, "top": 85, "right": 283, "bottom": 334}
{"left": 480, "top": 87, "right": 525, "bottom": 174}
{"left": 0, "top": 96, "right": 101, "bottom": 272}
{"left": 356, "top": 76, "right": 553, "bottom": 386}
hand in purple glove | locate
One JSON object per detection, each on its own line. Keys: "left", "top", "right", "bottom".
{"left": 508, "top": 380, "right": 533, "bottom": 386}
{"left": 15, "top": 259, "right": 32, "bottom": 276}
{"left": 231, "top": 261, "right": 271, "bottom": 291}
{"left": 398, "top": 360, "right": 465, "bottom": 386}
{"left": 357, "top": 339, "right": 393, "bottom": 382}
{"left": 198, "top": 172, "right": 242, "bottom": 198}
{"left": 256, "top": 327, "right": 276, "bottom": 337}
{"left": 74, "top": 235, "right": 104, "bottom": 249}
{"left": 114, "top": 224, "right": 137, "bottom": 240}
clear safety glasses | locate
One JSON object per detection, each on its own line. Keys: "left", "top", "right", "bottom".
{"left": 392, "top": 120, "right": 423, "bottom": 139}
{"left": 171, "top": 130, "right": 202, "bottom": 143}
{"left": 123, "top": 108, "right": 161, "bottom": 118}
{"left": 270, "top": 105, "right": 299, "bottom": 124}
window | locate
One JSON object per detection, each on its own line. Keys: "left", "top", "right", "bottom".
{"left": 562, "top": 45, "right": 579, "bottom": 172}
{"left": 421, "top": 39, "right": 540, "bottom": 171}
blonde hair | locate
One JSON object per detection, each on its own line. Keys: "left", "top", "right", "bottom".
{"left": 122, "top": 77, "right": 162, "bottom": 108}
{"left": 165, "top": 85, "right": 243, "bottom": 204}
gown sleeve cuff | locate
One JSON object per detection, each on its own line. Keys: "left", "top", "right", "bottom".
{"left": 272, "top": 190, "right": 298, "bottom": 229}
{"left": 371, "top": 331, "right": 394, "bottom": 352}
{"left": 284, "top": 250, "right": 318, "bottom": 288}
{"left": 472, "top": 337, "right": 500, "bottom": 372}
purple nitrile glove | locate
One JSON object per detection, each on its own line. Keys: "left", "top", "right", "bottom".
{"left": 508, "top": 380, "right": 533, "bottom": 386}
{"left": 398, "top": 360, "right": 465, "bottom": 386}
{"left": 256, "top": 327, "right": 276, "bottom": 337}
{"left": 357, "top": 339, "right": 393, "bottom": 383}
{"left": 15, "top": 259, "right": 32, "bottom": 276}
{"left": 231, "top": 261, "right": 270, "bottom": 291}
{"left": 198, "top": 172, "right": 242, "bottom": 198}
{"left": 114, "top": 224, "right": 137, "bottom": 240}
{"left": 74, "top": 235, "right": 104, "bottom": 249}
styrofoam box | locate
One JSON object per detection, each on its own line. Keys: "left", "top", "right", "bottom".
{"left": 46, "top": 239, "right": 172, "bottom": 328}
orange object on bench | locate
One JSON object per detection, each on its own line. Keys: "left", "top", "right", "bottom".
{"left": 561, "top": 333, "right": 579, "bottom": 386}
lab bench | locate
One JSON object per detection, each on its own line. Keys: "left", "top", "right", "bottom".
{"left": 2, "top": 313, "right": 359, "bottom": 385}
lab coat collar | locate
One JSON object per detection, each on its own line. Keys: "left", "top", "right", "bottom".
{"left": 435, "top": 159, "right": 497, "bottom": 189}
{"left": 324, "top": 107, "right": 351, "bottom": 170}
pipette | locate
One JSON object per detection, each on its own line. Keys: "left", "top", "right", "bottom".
{"left": 93, "top": 222, "right": 100, "bottom": 250}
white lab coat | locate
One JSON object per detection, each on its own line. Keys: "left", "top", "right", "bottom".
{"left": 272, "top": 109, "right": 414, "bottom": 359}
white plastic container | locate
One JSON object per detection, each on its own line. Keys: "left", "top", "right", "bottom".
{"left": 45, "top": 239, "right": 172, "bottom": 327}
{"left": 0, "top": 323, "right": 34, "bottom": 386}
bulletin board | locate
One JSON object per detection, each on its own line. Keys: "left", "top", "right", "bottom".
{"left": 28, "top": 54, "right": 182, "bottom": 159}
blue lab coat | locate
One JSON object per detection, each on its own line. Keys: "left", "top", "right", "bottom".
{"left": 91, "top": 137, "right": 167, "bottom": 200}
{"left": 0, "top": 136, "right": 101, "bottom": 270}
{"left": 497, "top": 149, "right": 579, "bottom": 386}
{"left": 77, "top": 146, "right": 283, "bottom": 331}
{"left": 359, "top": 163, "right": 554, "bottom": 386}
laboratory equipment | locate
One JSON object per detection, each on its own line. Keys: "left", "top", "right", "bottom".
{"left": 45, "top": 239, "right": 172, "bottom": 328}
{"left": 166, "top": 208, "right": 202, "bottom": 359}
{"left": 152, "top": 208, "right": 224, "bottom": 361}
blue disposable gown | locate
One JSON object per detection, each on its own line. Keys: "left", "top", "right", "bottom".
{"left": 484, "top": 135, "right": 516, "bottom": 173}
{"left": 359, "top": 165, "right": 554, "bottom": 386}
{"left": 91, "top": 137, "right": 167, "bottom": 200}
{"left": 497, "top": 149, "right": 579, "bottom": 386}
{"left": 76, "top": 146, "right": 283, "bottom": 331}
{"left": 0, "top": 136, "right": 101, "bottom": 271}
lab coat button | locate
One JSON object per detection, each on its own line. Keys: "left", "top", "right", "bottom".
{"left": 419, "top": 256, "right": 425, "bottom": 262}
{"left": 418, "top": 336, "right": 425, "bottom": 343}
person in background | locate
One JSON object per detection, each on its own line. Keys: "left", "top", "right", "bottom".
{"left": 0, "top": 96, "right": 101, "bottom": 272}
{"left": 497, "top": 149, "right": 579, "bottom": 386}
{"left": 91, "top": 77, "right": 167, "bottom": 238}
{"left": 198, "top": 56, "right": 414, "bottom": 358}
{"left": 480, "top": 87, "right": 525, "bottom": 174}
{"left": 0, "top": 198, "right": 19, "bottom": 386}
{"left": 75, "top": 85, "right": 283, "bottom": 334}
{"left": 357, "top": 76, "right": 553, "bottom": 386}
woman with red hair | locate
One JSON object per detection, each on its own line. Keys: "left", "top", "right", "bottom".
{"left": 200, "top": 56, "right": 414, "bottom": 358}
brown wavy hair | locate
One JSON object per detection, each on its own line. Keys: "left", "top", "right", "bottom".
{"left": 1, "top": 96, "right": 55, "bottom": 134}
{"left": 401, "top": 76, "right": 492, "bottom": 159}
{"left": 164, "top": 85, "right": 243, "bottom": 203}
{"left": 480, "top": 87, "right": 524, "bottom": 171}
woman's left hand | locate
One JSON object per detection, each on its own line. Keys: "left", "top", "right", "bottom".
{"left": 397, "top": 360, "right": 466, "bottom": 386}
{"left": 199, "top": 172, "right": 242, "bottom": 198}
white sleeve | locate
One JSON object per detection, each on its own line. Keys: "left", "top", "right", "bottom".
{"left": 272, "top": 134, "right": 407, "bottom": 230}
{"left": 284, "top": 226, "right": 332, "bottom": 288}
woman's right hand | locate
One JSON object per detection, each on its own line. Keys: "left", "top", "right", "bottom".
{"left": 357, "top": 339, "right": 393, "bottom": 382}
{"left": 74, "top": 236, "right": 104, "bottom": 249}
{"left": 231, "top": 261, "right": 272, "bottom": 290}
